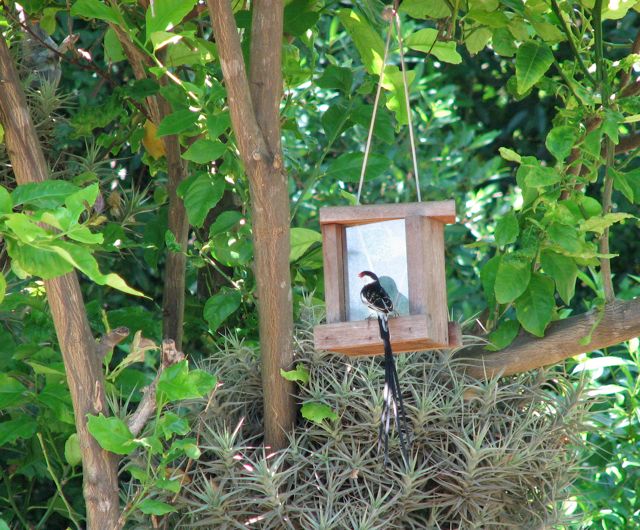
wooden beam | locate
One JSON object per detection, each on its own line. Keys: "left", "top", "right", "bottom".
{"left": 319, "top": 201, "right": 456, "bottom": 226}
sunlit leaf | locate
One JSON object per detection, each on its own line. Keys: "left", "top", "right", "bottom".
{"left": 515, "top": 41, "right": 554, "bottom": 94}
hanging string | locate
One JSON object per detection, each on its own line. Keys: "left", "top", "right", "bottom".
{"left": 356, "top": 6, "right": 422, "bottom": 204}
{"left": 356, "top": 24, "right": 393, "bottom": 204}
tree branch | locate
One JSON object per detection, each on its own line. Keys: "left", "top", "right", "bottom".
{"left": 96, "top": 326, "right": 130, "bottom": 360}
{"left": 455, "top": 298, "right": 640, "bottom": 378}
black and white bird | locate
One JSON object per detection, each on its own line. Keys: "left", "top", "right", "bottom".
{"left": 358, "top": 271, "right": 410, "bottom": 466}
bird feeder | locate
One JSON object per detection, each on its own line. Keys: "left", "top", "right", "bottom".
{"left": 313, "top": 200, "right": 461, "bottom": 356}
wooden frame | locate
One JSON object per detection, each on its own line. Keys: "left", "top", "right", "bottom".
{"left": 313, "top": 201, "right": 460, "bottom": 356}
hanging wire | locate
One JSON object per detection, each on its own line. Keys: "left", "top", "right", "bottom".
{"left": 356, "top": 6, "right": 421, "bottom": 204}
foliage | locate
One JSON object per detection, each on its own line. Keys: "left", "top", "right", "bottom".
{"left": 171, "top": 306, "right": 590, "bottom": 529}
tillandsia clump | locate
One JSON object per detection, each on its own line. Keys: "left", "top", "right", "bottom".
{"left": 170, "top": 303, "right": 591, "bottom": 529}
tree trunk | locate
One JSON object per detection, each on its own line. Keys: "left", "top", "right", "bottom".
{"left": 0, "top": 37, "right": 120, "bottom": 529}
{"left": 207, "top": 0, "right": 295, "bottom": 450}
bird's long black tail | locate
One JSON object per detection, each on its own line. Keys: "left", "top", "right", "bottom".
{"left": 377, "top": 315, "right": 410, "bottom": 466}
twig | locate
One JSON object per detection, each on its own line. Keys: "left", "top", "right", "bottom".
{"left": 36, "top": 433, "right": 82, "bottom": 530}
{"left": 127, "top": 339, "right": 185, "bottom": 437}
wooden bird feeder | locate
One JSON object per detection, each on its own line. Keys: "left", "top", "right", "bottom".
{"left": 313, "top": 200, "right": 461, "bottom": 356}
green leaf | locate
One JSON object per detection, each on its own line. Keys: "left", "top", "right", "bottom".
{"left": 399, "top": 0, "right": 450, "bottom": 19}
{"left": 0, "top": 186, "right": 12, "bottom": 214}
{"left": 169, "top": 438, "right": 201, "bottom": 459}
{"left": 381, "top": 66, "right": 417, "bottom": 124}
{"left": 71, "top": 0, "right": 120, "bottom": 24}
{"left": 541, "top": 250, "right": 578, "bottom": 305}
{"left": 498, "top": 147, "right": 521, "bottom": 163}
{"left": 156, "top": 477, "right": 182, "bottom": 493}
{"left": 405, "top": 29, "right": 462, "bottom": 64}
{"left": 87, "top": 414, "right": 135, "bottom": 455}
{"left": 209, "top": 211, "right": 243, "bottom": 236}
{"left": 290, "top": 227, "right": 322, "bottom": 262}
{"left": 37, "top": 383, "right": 74, "bottom": 424}
{"left": 204, "top": 288, "right": 241, "bottom": 332}
{"left": 158, "top": 411, "right": 190, "bottom": 440}
{"left": 6, "top": 240, "right": 73, "bottom": 279}
{"left": 495, "top": 252, "right": 532, "bottom": 304}
{"left": 601, "top": 109, "right": 623, "bottom": 144}
{"left": 65, "top": 183, "right": 99, "bottom": 220}
{"left": 352, "top": 105, "right": 394, "bottom": 144}
{"left": 548, "top": 222, "right": 583, "bottom": 254}
{"left": 515, "top": 40, "right": 554, "bottom": 94}
{"left": 316, "top": 65, "right": 353, "bottom": 93}
{"left": 580, "top": 213, "right": 634, "bottom": 235}
{"left": 324, "top": 152, "right": 388, "bottom": 182}
{"left": 12, "top": 180, "right": 79, "bottom": 209}
{"left": 190, "top": 369, "right": 217, "bottom": 396}
{"left": 284, "top": 0, "right": 319, "bottom": 36}
{"left": 610, "top": 168, "right": 635, "bottom": 203}
{"left": 0, "top": 274, "right": 5, "bottom": 305}
{"left": 494, "top": 211, "right": 519, "bottom": 247}
{"left": 515, "top": 272, "right": 555, "bottom": 337}
{"left": 301, "top": 402, "right": 338, "bottom": 423}
{"left": 337, "top": 10, "right": 385, "bottom": 74}
{"left": 182, "top": 172, "right": 225, "bottom": 228}
{"left": 138, "top": 499, "right": 177, "bottom": 516}
{"left": 465, "top": 27, "right": 492, "bottom": 55}
{"left": 182, "top": 139, "right": 226, "bottom": 164}
{"left": 0, "top": 417, "right": 37, "bottom": 446}
{"left": 0, "top": 519, "right": 9, "bottom": 530}
{"left": 492, "top": 27, "right": 516, "bottom": 57}
{"left": 480, "top": 254, "right": 500, "bottom": 311}
{"left": 64, "top": 433, "right": 82, "bottom": 466}
{"left": 546, "top": 125, "right": 577, "bottom": 161}
{"left": 145, "top": 0, "right": 198, "bottom": 41}
{"left": 104, "top": 27, "right": 125, "bottom": 63}
{"left": 281, "top": 364, "right": 310, "bottom": 384}
{"left": 485, "top": 319, "right": 520, "bottom": 351}
{"left": 0, "top": 373, "right": 28, "bottom": 408}
{"left": 157, "top": 361, "right": 214, "bottom": 404}
{"left": 157, "top": 109, "right": 198, "bottom": 136}
{"left": 517, "top": 156, "right": 561, "bottom": 187}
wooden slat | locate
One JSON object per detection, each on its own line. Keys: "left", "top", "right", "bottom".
{"left": 321, "top": 224, "right": 346, "bottom": 323}
{"left": 319, "top": 201, "right": 456, "bottom": 226}
{"left": 405, "top": 215, "right": 426, "bottom": 315}
{"left": 423, "top": 217, "right": 449, "bottom": 344}
{"left": 313, "top": 318, "right": 461, "bottom": 356}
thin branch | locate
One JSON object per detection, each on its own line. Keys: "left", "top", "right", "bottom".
{"left": 455, "top": 298, "right": 640, "bottom": 378}
{"left": 127, "top": 339, "right": 185, "bottom": 437}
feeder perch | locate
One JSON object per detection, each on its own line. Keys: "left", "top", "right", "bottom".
{"left": 313, "top": 201, "right": 461, "bottom": 356}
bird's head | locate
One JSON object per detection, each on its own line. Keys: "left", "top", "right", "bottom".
{"left": 358, "top": 270, "right": 379, "bottom": 284}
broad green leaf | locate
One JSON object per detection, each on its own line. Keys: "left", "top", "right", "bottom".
{"left": 480, "top": 254, "right": 500, "bottom": 311}
{"left": 352, "top": 105, "right": 395, "bottom": 144}
{"left": 104, "top": 27, "right": 125, "bottom": 63}
{"left": 546, "top": 125, "right": 577, "bottom": 161}
{"left": 492, "top": 27, "right": 516, "bottom": 57}
{"left": 37, "top": 383, "right": 74, "bottom": 424}
{"left": 515, "top": 273, "right": 555, "bottom": 336}
{"left": 517, "top": 156, "right": 561, "bottom": 188}
{"left": 204, "top": 288, "right": 241, "bottom": 332}
{"left": 498, "top": 147, "right": 521, "bottom": 163}
{"left": 4, "top": 214, "right": 47, "bottom": 242}
{"left": 399, "top": 0, "right": 450, "bottom": 19}
{"left": 301, "top": 402, "right": 338, "bottom": 423}
{"left": 495, "top": 252, "right": 532, "bottom": 304}
{"left": 134, "top": 436, "right": 163, "bottom": 455}
{"left": 169, "top": 438, "right": 201, "bottom": 459}
{"left": 138, "top": 499, "right": 177, "bottom": 516}
{"left": 157, "top": 361, "right": 214, "bottom": 403}
{"left": 0, "top": 417, "right": 37, "bottom": 446}
{"left": 485, "top": 319, "right": 520, "bottom": 351}
{"left": 316, "top": 65, "right": 353, "bottom": 93}
{"left": 541, "top": 250, "right": 578, "bottom": 305}
{"left": 65, "top": 183, "right": 99, "bottom": 220}
{"left": 465, "top": 27, "right": 492, "bottom": 55}
{"left": 515, "top": 41, "right": 554, "bottom": 94}
{"left": 281, "top": 364, "right": 310, "bottom": 384}
{"left": 581, "top": 213, "right": 634, "bottom": 235}
{"left": 157, "top": 109, "right": 198, "bottom": 136}
{"left": 182, "top": 139, "right": 226, "bottom": 164}
{"left": 158, "top": 411, "right": 190, "bottom": 440}
{"left": 322, "top": 101, "right": 352, "bottom": 140}
{"left": 87, "top": 414, "right": 136, "bottom": 455}
{"left": 209, "top": 211, "right": 243, "bottom": 236}
{"left": 290, "top": 227, "right": 322, "bottom": 262}
{"left": 156, "top": 478, "right": 181, "bottom": 493}
{"left": 324, "top": 152, "right": 388, "bottom": 182}
{"left": 284, "top": 0, "right": 320, "bottom": 36}
{"left": 145, "top": 0, "right": 198, "bottom": 41}
{"left": 610, "top": 168, "right": 634, "bottom": 203}
{"left": 12, "top": 180, "right": 79, "bottom": 209}
{"left": 0, "top": 274, "right": 5, "bottom": 305}
{"left": 183, "top": 172, "right": 225, "bottom": 228}
{"left": 0, "top": 186, "right": 12, "bottom": 213}
{"left": 0, "top": 373, "right": 28, "bottom": 408}
{"left": 71, "top": 0, "right": 120, "bottom": 24}
{"left": 381, "top": 66, "right": 417, "bottom": 124}
{"left": 405, "top": 29, "right": 462, "bottom": 64}
{"left": 6, "top": 240, "right": 73, "bottom": 279}
{"left": 337, "top": 10, "right": 385, "bottom": 74}
{"left": 64, "top": 433, "right": 82, "bottom": 466}
{"left": 494, "top": 211, "right": 519, "bottom": 247}
{"left": 150, "top": 31, "right": 183, "bottom": 51}
{"left": 0, "top": 520, "right": 8, "bottom": 530}
{"left": 531, "top": 21, "right": 565, "bottom": 43}
{"left": 190, "top": 370, "right": 217, "bottom": 396}
{"left": 548, "top": 222, "right": 583, "bottom": 254}
{"left": 601, "top": 109, "right": 623, "bottom": 144}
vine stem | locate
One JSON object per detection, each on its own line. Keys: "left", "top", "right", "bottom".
{"left": 594, "top": 0, "right": 615, "bottom": 303}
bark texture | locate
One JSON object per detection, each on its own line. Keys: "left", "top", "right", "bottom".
{"left": 207, "top": 0, "right": 295, "bottom": 450}
{"left": 0, "top": 37, "right": 120, "bottom": 529}
{"left": 456, "top": 298, "right": 640, "bottom": 378}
